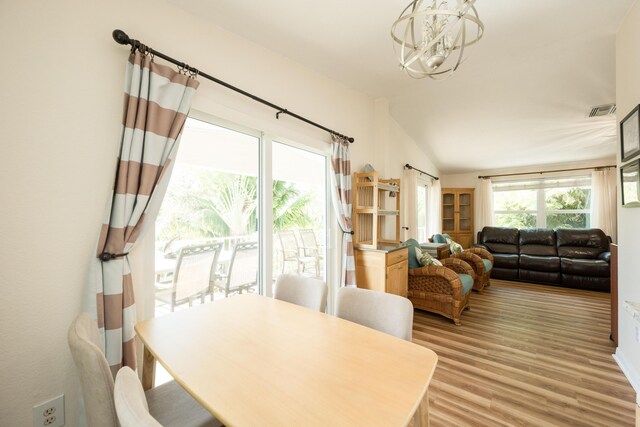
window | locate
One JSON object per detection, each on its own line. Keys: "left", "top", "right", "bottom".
{"left": 493, "top": 176, "right": 591, "bottom": 229}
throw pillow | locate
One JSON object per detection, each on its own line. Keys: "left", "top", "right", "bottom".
{"left": 446, "top": 237, "right": 463, "bottom": 254}
{"left": 415, "top": 246, "right": 443, "bottom": 267}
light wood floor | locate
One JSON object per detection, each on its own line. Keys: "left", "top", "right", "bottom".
{"left": 412, "top": 279, "right": 637, "bottom": 427}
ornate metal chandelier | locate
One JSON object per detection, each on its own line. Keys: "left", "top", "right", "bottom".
{"left": 391, "top": 0, "right": 484, "bottom": 80}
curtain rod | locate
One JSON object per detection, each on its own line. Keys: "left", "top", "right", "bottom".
{"left": 478, "top": 164, "right": 616, "bottom": 179}
{"left": 112, "top": 29, "right": 354, "bottom": 143}
{"left": 404, "top": 163, "right": 439, "bottom": 180}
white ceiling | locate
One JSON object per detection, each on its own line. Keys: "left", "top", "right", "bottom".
{"left": 165, "top": 0, "right": 634, "bottom": 173}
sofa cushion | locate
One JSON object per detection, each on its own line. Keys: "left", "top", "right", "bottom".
{"left": 482, "top": 259, "right": 493, "bottom": 272}
{"left": 479, "top": 227, "right": 519, "bottom": 254}
{"left": 560, "top": 258, "right": 610, "bottom": 277}
{"left": 556, "top": 228, "right": 609, "bottom": 259}
{"left": 519, "top": 229, "right": 558, "bottom": 256}
{"left": 458, "top": 274, "right": 473, "bottom": 295}
{"left": 519, "top": 254, "right": 560, "bottom": 272}
{"left": 493, "top": 253, "right": 519, "bottom": 269}
{"left": 561, "top": 274, "right": 610, "bottom": 291}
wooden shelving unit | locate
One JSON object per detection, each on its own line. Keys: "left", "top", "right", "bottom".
{"left": 441, "top": 188, "right": 475, "bottom": 248}
{"left": 352, "top": 171, "right": 401, "bottom": 249}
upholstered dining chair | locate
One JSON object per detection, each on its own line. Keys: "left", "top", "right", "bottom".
{"left": 336, "top": 287, "right": 414, "bottom": 341}
{"left": 274, "top": 274, "right": 328, "bottom": 312}
{"left": 68, "top": 313, "right": 221, "bottom": 427}
{"left": 114, "top": 367, "right": 162, "bottom": 427}
{"left": 432, "top": 233, "right": 494, "bottom": 292}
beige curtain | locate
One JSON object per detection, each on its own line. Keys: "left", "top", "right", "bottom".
{"left": 591, "top": 168, "right": 617, "bottom": 242}
{"left": 476, "top": 178, "right": 494, "bottom": 236}
{"left": 87, "top": 50, "right": 199, "bottom": 374}
{"left": 428, "top": 178, "right": 442, "bottom": 238}
{"left": 402, "top": 168, "right": 418, "bottom": 241}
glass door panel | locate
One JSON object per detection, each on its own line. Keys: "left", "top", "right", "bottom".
{"left": 154, "top": 117, "right": 260, "bottom": 318}
{"left": 272, "top": 142, "right": 327, "bottom": 282}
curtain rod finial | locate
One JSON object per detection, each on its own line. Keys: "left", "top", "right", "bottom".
{"left": 112, "top": 29, "right": 131, "bottom": 46}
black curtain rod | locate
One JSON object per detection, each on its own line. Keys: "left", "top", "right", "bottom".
{"left": 404, "top": 163, "right": 439, "bottom": 180}
{"left": 112, "top": 29, "right": 354, "bottom": 143}
{"left": 478, "top": 164, "right": 616, "bottom": 179}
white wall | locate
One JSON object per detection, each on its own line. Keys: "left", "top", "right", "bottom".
{"left": 614, "top": 0, "right": 640, "bottom": 402}
{"left": 0, "top": 1, "right": 435, "bottom": 425}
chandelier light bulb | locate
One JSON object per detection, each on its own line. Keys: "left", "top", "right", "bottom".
{"left": 391, "top": 0, "right": 484, "bottom": 80}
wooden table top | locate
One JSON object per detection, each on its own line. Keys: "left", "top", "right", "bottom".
{"left": 135, "top": 294, "right": 438, "bottom": 427}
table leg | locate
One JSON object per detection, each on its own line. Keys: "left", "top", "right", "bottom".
{"left": 412, "top": 390, "right": 429, "bottom": 427}
{"left": 141, "top": 345, "right": 156, "bottom": 391}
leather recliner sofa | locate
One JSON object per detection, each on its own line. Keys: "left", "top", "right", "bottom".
{"left": 475, "top": 227, "right": 611, "bottom": 292}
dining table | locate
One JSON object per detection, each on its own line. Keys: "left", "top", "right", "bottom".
{"left": 135, "top": 294, "right": 438, "bottom": 427}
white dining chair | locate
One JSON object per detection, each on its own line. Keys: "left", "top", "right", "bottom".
{"left": 68, "top": 313, "right": 221, "bottom": 427}
{"left": 114, "top": 367, "right": 162, "bottom": 427}
{"left": 274, "top": 274, "right": 328, "bottom": 312}
{"left": 336, "top": 287, "right": 414, "bottom": 341}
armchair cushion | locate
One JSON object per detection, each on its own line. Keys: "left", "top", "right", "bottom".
{"left": 482, "top": 259, "right": 493, "bottom": 273}
{"left": 432, "top": 233, "right": 450, "bottom": 244}
{"left": 404, "top": 239, "right": 422, "bottom": 270}
{"left": 458, "top": 274, "right": 473, "bottom": 294}
{"left": 446, "top": 238, "right": 464, "bottom": 254}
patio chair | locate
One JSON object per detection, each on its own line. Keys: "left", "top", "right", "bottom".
{"left": 155, "top": 243, "right": 219, "bottom": 311}
{"left": 278, "top": 230, "right": 317, "bottom": 275}
{"left": 213, "top": 241, "right": 259, "bottom": 297}
{"left": 298, "top": 229, "right": 322, "bottom": 276}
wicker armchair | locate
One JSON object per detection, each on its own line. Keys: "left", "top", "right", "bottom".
{"left": 451, "top": 247, "right": 494, "bottom": 292}
{"left": 408, "top": 258, "right": 474, "bottom": 326}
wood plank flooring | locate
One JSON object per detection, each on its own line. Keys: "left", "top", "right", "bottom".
{"left": 412, "top": 279, "right": 636, "bottom": 427}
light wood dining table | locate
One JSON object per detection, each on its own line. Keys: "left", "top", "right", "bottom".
{"left": 136, "top": 294, "right": 438, "bottom": 427}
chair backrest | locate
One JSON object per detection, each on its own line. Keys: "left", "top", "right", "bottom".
{"left": 68, "top": 313, "right": 118, "bottom": 427}
{"left": 336, "top": 287, "right": 414, "bottom": 341}
{"left": 227, "top": 241, "right": 259, "bottom": 291}
{"left": 278, "top": 231, "right": 299, "bottom": 255}
{"left": 207, "top": 241, "right": 224, "bottom": 283}
{"left": 114, "top": 367, "right": 162, "bottom": 427}
{"left": 298, "top": 229, "right": 318, "bottom": 253}
{"left": 173, "top": 243, "right": 219, "bottom": 301}
{"left": 274, "top": 274, "right": 328, "bottom": 312}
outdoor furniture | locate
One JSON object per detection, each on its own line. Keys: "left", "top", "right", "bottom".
{"left": 336, "top": 287, "right": 414, "bottom": 341}
{"left": 274, "top": 273, "right": 327, "bottom": 312}
{"left": 299, "top": 229, "right": 323, "bottom": 275}
{"left": 213, "top": 241, "right": 259, "bottom": 297}
{"left": 278, "top": 230, "right": 318, "bottom": 275}
{"left": 68, "top": 313, "right": 220, "bottom": 427}
{"left": 136, "top": 294, "right": 437, "bottom": 426}
{"left": 156, "top": 243, "right": 221, "bottom": 311}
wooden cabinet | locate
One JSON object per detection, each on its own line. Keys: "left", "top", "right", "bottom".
{"left": 355, "top": 247, "right": 408, "bottom": 297}
{"left": 353, "top": 171, "right": 401, "bottom": 249}
{"left": 442, "top": 188, "right": 475, "bottom": 248}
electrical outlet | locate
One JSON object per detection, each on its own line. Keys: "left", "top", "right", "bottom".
{"left": 33, "top": 395, "right": 64, "bottom": 427}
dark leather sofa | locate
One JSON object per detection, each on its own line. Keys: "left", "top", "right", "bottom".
{"left": 476, "top": 227, "right": 611, "bottom": 291}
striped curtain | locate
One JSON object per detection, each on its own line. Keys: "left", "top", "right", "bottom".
{"left": 330, "top": 135, "right": 356, "bottom": 287}
{"left": 91, "top": 50, "right": 199, "bottom": 374}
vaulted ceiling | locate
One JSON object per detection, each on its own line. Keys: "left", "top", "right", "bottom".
{"left": 165, "top": 0, "right": 634, "bottom": 173}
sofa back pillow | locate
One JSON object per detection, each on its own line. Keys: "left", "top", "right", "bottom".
{"left": 556, "top": 228, "right": 609, "bottom": 259}
{"left": 479, "top": 227, "right": 519, "bottom": 254}
{"left": 519, "top": 229, "right": 558, "bottom": 256}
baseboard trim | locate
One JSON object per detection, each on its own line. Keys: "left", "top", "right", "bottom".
{"left": 613, "top": 348, "right": 640, "bottom": 404}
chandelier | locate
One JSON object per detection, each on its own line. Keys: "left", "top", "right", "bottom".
{"left": 391, "top": 0, "right": 484, "bottom": 80}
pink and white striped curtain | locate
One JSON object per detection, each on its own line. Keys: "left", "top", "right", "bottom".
{"left": 330, "top": 135, "right": 356, "bottom": 287}
{"left": 89, "top": 50, "right": 199, "bottom": 374}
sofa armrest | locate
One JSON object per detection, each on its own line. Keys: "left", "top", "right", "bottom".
{"left": 598, "top": 251, "right": 611, "bottom": 263}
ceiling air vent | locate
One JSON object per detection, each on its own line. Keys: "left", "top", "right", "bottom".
{"left": 588, "top": 104, "right": 616, "bottom": 117}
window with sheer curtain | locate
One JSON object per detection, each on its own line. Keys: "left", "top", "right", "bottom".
{"left": 493, "top": 176, "right": 591, "bottom": 229}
